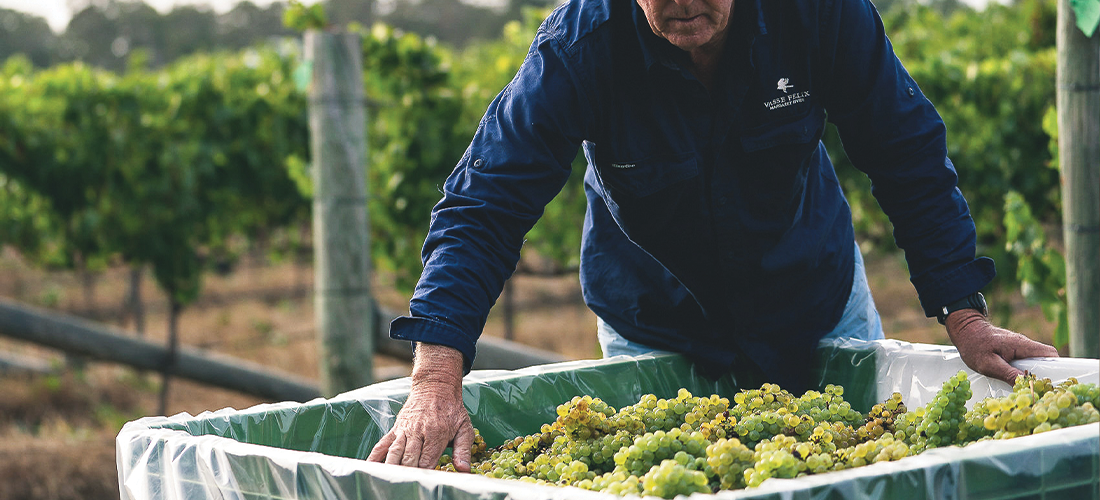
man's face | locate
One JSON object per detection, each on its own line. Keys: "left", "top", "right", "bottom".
{"left": 635, "top": 0, "right": 734, "bottom": 53}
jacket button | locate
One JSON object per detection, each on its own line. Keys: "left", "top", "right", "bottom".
{"left": 908, "top": 87, "right": 915, "bottom": 97}
{"left": 473, "top": 159, "right": 483, "bottom": 168}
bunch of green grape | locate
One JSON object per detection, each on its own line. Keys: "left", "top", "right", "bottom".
{"left": 911, "top": 370, "right": 972, "bottom": 451}
{"left": 960, "top": 375, "right": 1100, "bottom": 441}
{"left": 856, "top": 392, "right": 907, "bottom": 441}
{"left": 704, "top": 437, "right": 755, "bottom": 489}
{"left": 433, "top": 372, "right": 1098, "bottom": 499}
{"left": 612, "top": 427, "right": 710, "bottom": 477}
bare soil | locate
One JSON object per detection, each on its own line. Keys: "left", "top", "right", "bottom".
{"left": 0, "top": 247, "right": 1054, "bottom": 499}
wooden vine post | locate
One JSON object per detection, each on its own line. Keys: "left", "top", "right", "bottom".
{"left": 307, "top": 30, "right": 375, "bottom": 395}
{"left": 1057, "top": 0, "right": 1100, "bottom": 358}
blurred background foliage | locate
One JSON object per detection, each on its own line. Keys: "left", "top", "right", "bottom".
{"left": 0, "top": 0, "right": 1069, "bottom": 339}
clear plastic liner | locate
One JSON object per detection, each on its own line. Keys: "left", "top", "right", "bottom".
{"left": 818, "top": 338, "right": 1100, "bottom": 408}
{"left": 117, "top": 340, "right": 1100, "bottom": 500}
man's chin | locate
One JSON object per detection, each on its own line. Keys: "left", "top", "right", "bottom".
{"left": 659, "top": 25, "right": 715, "bottom": 52}
{"left": 666, "top": 35, "right": 710, "bottom": 52}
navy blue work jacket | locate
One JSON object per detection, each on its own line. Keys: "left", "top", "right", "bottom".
{"left": 390, "top": 0, "right": 996, "bottom": 388}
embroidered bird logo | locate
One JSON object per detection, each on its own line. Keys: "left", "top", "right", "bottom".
{"left": 777, "top": 78, "right": 793, "bottom": 93}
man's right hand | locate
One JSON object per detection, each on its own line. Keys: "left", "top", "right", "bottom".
{"left": 367, "top": 343, "right": 475, "bottom": 471}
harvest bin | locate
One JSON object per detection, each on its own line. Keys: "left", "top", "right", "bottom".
{"left": 117, "top": 339, "right": 1100, "bottom": 500}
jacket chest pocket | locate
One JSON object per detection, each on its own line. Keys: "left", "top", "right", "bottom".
{"left": 740, "top": 107, "right": 825, "bottom": 154}
{"left": 738, "top": 107, "right": 825, "bottom": 180}
{"left": 734, "top": 108, "right": 827, "bottom": 222}
{"left": 596, "top": 153, "right": 701, "bottom": 244}
{"left": 600, "top": 153, "right": 699, "bottom": 198}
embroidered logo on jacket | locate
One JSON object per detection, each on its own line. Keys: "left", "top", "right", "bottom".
{"left": 777, "top": 78, "right": 793, "bottom": 93}
{"left": 763, "top": 91, "right": 811, "bottom": 111}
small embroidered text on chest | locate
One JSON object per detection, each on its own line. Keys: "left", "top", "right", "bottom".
{"left": 763, "top": 91, "right": 811, "bottom": 111}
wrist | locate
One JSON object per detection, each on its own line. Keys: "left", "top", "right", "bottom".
{"left": 410, "top": 343, "right": 464, "bottom": 395}
{"left": 937, "top": 291, "right": 988, "bottom": 325}
{"left": 944, "top": 308, "right": 989, "bottom": 342}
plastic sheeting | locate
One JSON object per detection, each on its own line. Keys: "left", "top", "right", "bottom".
{"left": 117, "top": 340, "right": 1100, "bottom": 500}
{"left": 817, "top": 338, "right": 1100, "bottom": 409}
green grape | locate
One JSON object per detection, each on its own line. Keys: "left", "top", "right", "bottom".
{"left": 641, "top": 459, "right": 711, "bottom": 498}
{"left": 555, "top": 395, "right": 616, "bottom": 440}
{"left": 587, "top": 469, "right": 642, "bottom": 496}
{"left": 449, "top": 374, "right": 1098, "bottom": 496}
{"left": 704, "top": 437, "right": 755, "bottom": 489}
{"left": 914, "top": 370, "right": 972, "bottom": 449}
{"left": 856, "top": 392, "right": 908, "bottom": 442}
{"left": 696, "top": 409, "right": 736, "bottom": 441}
{"left": 435, "top": 453, "right": 457, "bottom": 472}
{"left": 1066, "top": 379, "right": 1099, "bottom": 408}
{"left": 1014, "top": 372, "right": 1054, "bottom": 397}
{"left": 957, "top": 375, "right": 1099, "bottom": 442}
{"left": 730, "top": 384, "right": 797, "bottom": 421}
{"left": 437, "top": 428, "right": 490, "bottom": 470}
{"left": 958, "top": 397, "right": 996, "bottom": 442}
{"left": 745, "top": 440, "right": 802, "bottom": 487}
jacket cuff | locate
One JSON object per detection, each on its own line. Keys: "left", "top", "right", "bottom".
{"left": 389, "top": 316, "right": 476, "bottom": 375}
{"left": 913, "top": 256, "right": 997, "bottom": 317}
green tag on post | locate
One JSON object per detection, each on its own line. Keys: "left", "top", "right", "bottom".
{"left": 293, "top": 61, "right": 313, "bottom": 92}
{"left": 1071, "top": 0, "right": 1100, "bottom": 37}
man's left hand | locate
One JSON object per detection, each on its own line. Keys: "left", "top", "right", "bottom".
{"left": 945, "top": 309, "right": 1060, "bottom": 384}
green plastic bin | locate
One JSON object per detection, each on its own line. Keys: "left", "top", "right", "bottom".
{"left": 117, "top": 339, "right": 1100, "bottom": 499}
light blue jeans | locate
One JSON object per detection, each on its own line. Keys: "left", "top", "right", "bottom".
{"left": 597, "top": 241, "right": 885, "bottom": 357}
